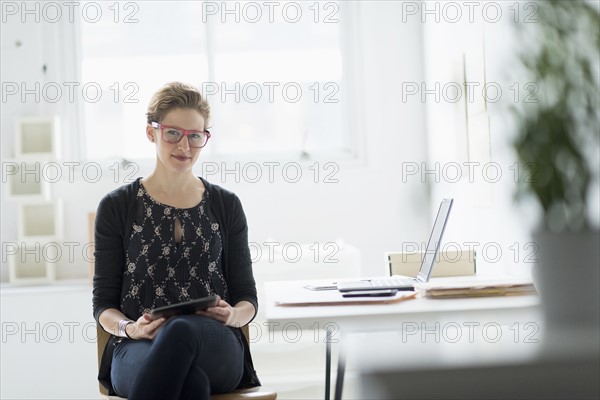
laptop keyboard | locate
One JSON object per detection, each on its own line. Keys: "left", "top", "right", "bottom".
{"left": 337, "top": 277, "right": 415, "bottom": 291}
{"left": 368, "top": 278, "right": 414, "bottom": 287}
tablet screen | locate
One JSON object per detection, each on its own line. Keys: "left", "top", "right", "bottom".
{"left": 149, "top": 295, "right": 219, "bottom": 320}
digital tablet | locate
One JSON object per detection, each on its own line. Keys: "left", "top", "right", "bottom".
{"left": 149, "top": 295, "right": 219, "bottom": 320}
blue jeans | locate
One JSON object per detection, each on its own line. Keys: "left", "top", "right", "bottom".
{"left": 111, "top": 315, "right": 244, "bottom": 400}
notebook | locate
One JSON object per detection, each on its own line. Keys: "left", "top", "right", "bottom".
{"left": 337, "top": 198, "right": 454, "bottom": 292}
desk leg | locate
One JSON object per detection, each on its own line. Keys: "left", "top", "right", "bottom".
{"left": 334, "top": 348, "right": 346, "bottom": 400}
{"left": 325, "top": 328, "right": 332, "bottom": 400}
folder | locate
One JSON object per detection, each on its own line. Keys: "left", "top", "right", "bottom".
{"left": 414, "top": 278, "right": 537, "bottom": 299}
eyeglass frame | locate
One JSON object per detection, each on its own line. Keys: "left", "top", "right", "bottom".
{"left": 150, "top": 121, "right": 211, "bottom": 148}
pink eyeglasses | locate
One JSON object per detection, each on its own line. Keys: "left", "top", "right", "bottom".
{"left": 151, "top": 122, "right": 211, "bottom": 148}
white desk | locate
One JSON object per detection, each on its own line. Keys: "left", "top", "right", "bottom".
{"left": 344, "top": 330, "right": 599, "bottom": 399}
{"left": 265, "top": 279, "right": 540, "bottom": 330}
{"left": 264, "top": 278, "right": 542, "bottom": 400}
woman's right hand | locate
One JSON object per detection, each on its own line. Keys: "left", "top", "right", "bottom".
{"left": 126, "top": 314, "right": 166, "bottom": 340}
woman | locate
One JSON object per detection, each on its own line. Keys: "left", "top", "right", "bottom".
{"left": 92, "top": 82, "right": 260, "bottom": 400}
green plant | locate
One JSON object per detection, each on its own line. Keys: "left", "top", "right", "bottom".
{"left": 511, "top": 0, "right": 599, "bottom": 232}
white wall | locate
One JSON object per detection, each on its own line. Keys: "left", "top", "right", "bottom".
{"left": 419, "top": 2, "right": 539, "bottom": 277}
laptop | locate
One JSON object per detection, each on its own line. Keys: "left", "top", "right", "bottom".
{"left": 337, "top": 198, "right": 454, "bottom": 292}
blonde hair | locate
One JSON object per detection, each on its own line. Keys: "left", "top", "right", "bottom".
{"left": 146, "top": 82, "right": 210, "bottom": 125}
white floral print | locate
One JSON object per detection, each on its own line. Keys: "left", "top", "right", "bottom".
{"left": 121, "top": 179, "right": 228, "bottom": 317}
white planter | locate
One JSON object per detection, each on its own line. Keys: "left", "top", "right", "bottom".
{"left": 532, "top": 230, "right": 600, "bottom": 350}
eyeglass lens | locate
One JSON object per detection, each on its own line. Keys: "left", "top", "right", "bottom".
{"left": 163, "top": 128, "right": 207, "bottom": 147}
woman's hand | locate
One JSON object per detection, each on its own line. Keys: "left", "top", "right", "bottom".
{"left": 196, "top": 297, "right": 238, "bottom": 326}
{"left": 126, "top": 314, "right": 166, "bottom": 340}
{"left": 197, "top": 298, "right": 256, "bottom": 327}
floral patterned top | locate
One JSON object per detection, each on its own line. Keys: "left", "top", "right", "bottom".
{"left": 120, "top": 179, "right": 229, "bottom": 318}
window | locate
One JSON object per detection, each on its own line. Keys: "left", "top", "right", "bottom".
{"left": 79, "top": 1, "right": 350, "bottom": 161}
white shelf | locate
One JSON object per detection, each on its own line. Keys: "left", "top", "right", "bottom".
{"left": 7, "top": 243, "right": 57, "bottom": 284}
{"left": 17, "top": 200, "right": 63, "bottom": 241}
{"left": 15, "top": 116, "right": 61, "bottom": 159}
{"left": 8, "top": 115, "right": 64, "bottom": 285}
{"left": 4, "top": 160, "right": 51, "bottom": 201}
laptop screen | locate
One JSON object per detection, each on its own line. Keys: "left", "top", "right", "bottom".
{"left": 416, "top": 198, "right": 453, "bottom": 283}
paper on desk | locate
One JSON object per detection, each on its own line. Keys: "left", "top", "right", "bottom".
{"left": 414, "top": 278, "right": 537, "bottom": 298}
{"left": 274, "top": 289, "right": 417, "bottom": 307}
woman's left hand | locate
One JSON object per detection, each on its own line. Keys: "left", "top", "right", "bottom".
{"left": 196, "top": 298, "right": 238, "bottom": 326}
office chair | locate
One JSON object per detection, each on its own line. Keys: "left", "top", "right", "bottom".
{"left": 96, "top": 323, "right": 277, "bottom": 400}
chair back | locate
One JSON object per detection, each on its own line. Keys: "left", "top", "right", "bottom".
{"left": 96, "top": 325, "right": 111, "bottom": 395}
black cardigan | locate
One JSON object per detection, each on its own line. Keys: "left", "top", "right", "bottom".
{"left": 92, "top": 177, "right": 260, "bottom": 394}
